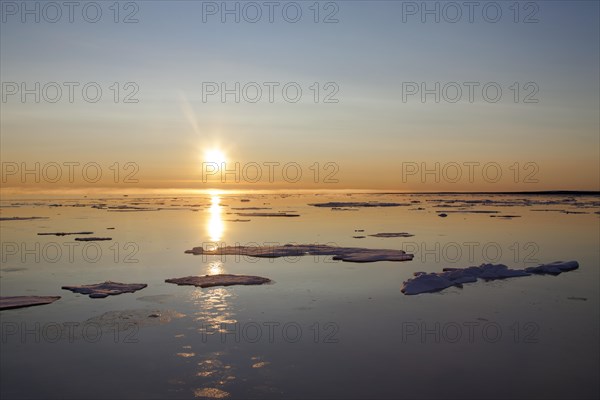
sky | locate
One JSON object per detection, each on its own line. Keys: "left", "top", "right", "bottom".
{"left": 1, "top": 0, "right": 599, "bottom": 193}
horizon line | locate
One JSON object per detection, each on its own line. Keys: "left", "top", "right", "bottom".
{"left": 1, "top": 188, "right": 599, "bottom": 202}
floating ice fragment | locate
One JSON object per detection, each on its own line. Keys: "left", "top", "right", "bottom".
{"left": 525, "top": 260, "right": 579, "bottom": 275}
{"left": 62, "top": 281, "right": 147, "bottom": 298}
{"left": 0, "top": 216, "right": 49, "bottom": 221}
{"left": 235, "top": 212, "right": 299, "bottom": 217}
{"left": 0, "top": 296, "right": 61, "bottom": 310}
{"left": 368, "top": 232, "right": 414, "bottom": 238}
{"left": 185, "top": 244, "right": 413, "bottom": 263}
{"left": 309, "top": 202, "right": 411, "bottom": 208}
{"left": 402, "top": 261, "right": 579, "bottom": 295}
{"left": 166, "top": 274, "right": 271, "bottom": 288}
{"left": 38, "top": 231, "right": 94, "bottom": 236}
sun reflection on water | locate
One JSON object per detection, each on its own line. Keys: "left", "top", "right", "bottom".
{"left": 172, "top": 192, "right": 277, "bottom": 397}
{"left": 208, "top": 194, "right": 224, "bottom": 242}
{"left": 207, "top": 261, "right": 224, "bottom": 276}
{"left": 191, "top": 288, "right": 237, "bottom": 333}
{"left": 189, "top": 289, "right": 238, "bottom": 398}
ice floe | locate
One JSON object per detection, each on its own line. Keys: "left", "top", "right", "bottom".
{"left": 62, "top": 281, "right": 147, "bottom": 298}
{"left": 185, "top": 244, "right": 414, "bottom": 263}
{"left": 166, "top": 274, "right": 272, "bottom": 288}
{"left": 0, "top": 217, "right": 49, "bottom": 221}
{"left": 524, "top": 260, "right": 579, "bottom": 275}
{"left": 235, "top": 212, "right": 299, "bottom": 217}
{"left": 38, "top": 231, "right": 94, "bottom": 236}
{"left": 401, "top": 261, "right": 579, "bottom": 295}
{"left": 310, "top": 202, "right": 411, "bottom": 208}
{"left": 0, "top": 296, "right": 61, "bottom": 310}
{"left": 368, "top": 232, "right": 414, "bottom": 238}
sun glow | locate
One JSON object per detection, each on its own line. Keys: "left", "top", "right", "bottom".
{"left": 204, "top": 149, "right": 227, "bottom": 165}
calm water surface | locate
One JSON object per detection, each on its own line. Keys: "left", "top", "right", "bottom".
{"left": 1, "top": 193, "right": 598, "bottom": 399}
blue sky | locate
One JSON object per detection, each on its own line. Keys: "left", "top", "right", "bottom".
{"left": 1, "top": 1, "right": 599, "bottom": 191}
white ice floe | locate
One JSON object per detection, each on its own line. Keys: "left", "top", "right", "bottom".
{"left": 401, "top": 261, "right": 579, "bottom": 295}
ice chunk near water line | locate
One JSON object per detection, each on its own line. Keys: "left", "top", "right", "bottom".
{"left": 402, "top": 261, "right": 579, "bottom": 295}
{"left": 235, "top": 212, "right": 299, "bottom": 217}
{"left": 62, "top": 281, "right": 147, "bottom": 298}
{"left": 368, "top": 232, "right": 414, "bottom": 238}
{"left": 0, "top": 216, "right": 49, "bottom": 221}
{"left": 185, "top": 244, "right": 414, "bottom": 263}
{"left": 309, "top": 202, "right": 411, "bottom": 208}
{"left": 0, "top": 296, "right": 61, "bottom": 310}
{"left": 38, "top": 231, "right": 94, "bottom": 236}
{"left": 525, "top": 260, "right": 579, "bottom": 275}
{"left": 166, "top": 274, "right": 272, "bottom": 288}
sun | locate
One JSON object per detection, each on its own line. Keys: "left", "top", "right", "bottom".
{"left": 204, "top": 149, "right": 226, "bottom": 165}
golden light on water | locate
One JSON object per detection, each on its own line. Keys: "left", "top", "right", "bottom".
{"left": 208, "top": 194, "right": 224, "bottom": 242}
{"left": 207, "top": 261, "right": 223, "bottom": 276}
